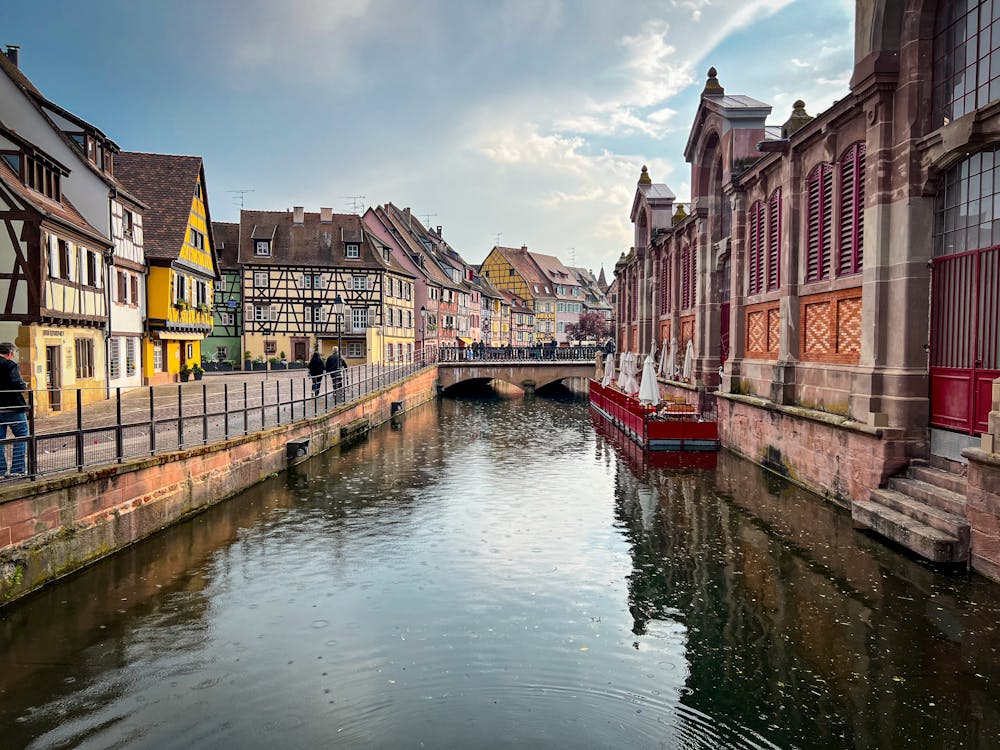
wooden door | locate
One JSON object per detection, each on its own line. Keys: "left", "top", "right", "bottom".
{"left": 45, "top": 345, "right": 61, "bottom": 411}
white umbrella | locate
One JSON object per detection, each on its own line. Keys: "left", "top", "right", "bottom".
{"left": 682, "top": 339, "right": 695, "bottom": 382}
{"left": 657, "top": 338, "right": 669, "bottom": 376}
{"left": 668, "top": 338, "right": 678, "bottom": 380}
{"left": 637, "top": 353, "right": 660, "bottom": 406}
{"left": 601, "top": 350, "right": 616, "bottom": 387}
{"left": 594, "top": 351, "right": 604, "bottom": 381}
{"left": 616, "top": 352, "right": 629, "bottom": 389}
{"left": 625, "top": 352, "right": 641, "bottom": 396}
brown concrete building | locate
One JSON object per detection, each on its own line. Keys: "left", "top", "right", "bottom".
{"left": 615, "top": 1, "right": 1000, "bottom": 577}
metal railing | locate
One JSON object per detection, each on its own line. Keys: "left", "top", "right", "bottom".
{"left": 0, "top": 353, "right": 435, "bottom": 483}
{"left": 437, "top": 345, "right": 602, "bottom": 362}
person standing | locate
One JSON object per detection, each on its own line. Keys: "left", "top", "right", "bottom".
{"left": 0, "top": 342, "right": 29, "bottom": 477}
{"left": 325, "top": 346, "right": 347, "bottom": 403}
{"left": 307, "top": 351, "right": 325, "bottom": 397}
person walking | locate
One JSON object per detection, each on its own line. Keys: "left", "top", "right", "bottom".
{"left": 325, "top": 346, "right": 347, "bottom": 403}
{"left": 0, "top": 342, "right": 29, "bottom": 477}
{"left": 308, "top": 351, "right": 325, "bottom": 397}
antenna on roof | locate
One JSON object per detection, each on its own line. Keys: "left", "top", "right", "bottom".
{"left": 567, "top": 247, "right": 576, "bottom": 266}
{"left": 494, "top": 232, "right": 502, "bottom": 246}
{"left": 228, "top": 188, "right": 254, "bottom": 210}
{"left": 341, "top": 195, "right": 366, "bottom": 214}
{"left": 419, "top": 212, "right": 437, "bottom": 226}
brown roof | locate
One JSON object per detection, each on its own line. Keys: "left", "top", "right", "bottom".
{"left": 115, "top": 151, "right": 211, "bottom": 266}
{"left": 380, "top": 204, "right": 461, "bottom": 289}
{"left": 530, "top": 251, "right": 579, "bottom": 299}
{"left": 499, "top": 289, "right": 533, "bottom": 314}
{"left": 212, "top": 221, "right": 240, "bottom": 270}
{"left": 492, "top": 246, "right": 551, "bottom": 295}
{"left": 0, "top": 158, "right": 109, "bottom": 247}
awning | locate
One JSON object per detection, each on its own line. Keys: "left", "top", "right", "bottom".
{"left": 457, "top": 337, "right": 472, "bottom": 345}
{"left": 156, "top": 332, "right": 205, "bottom": 341}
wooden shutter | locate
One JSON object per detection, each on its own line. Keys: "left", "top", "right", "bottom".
{"left": 838, "top": 142, "right": 865, "bottom": 276}
{"left": 821, "top": 165, "right": 833, "bottom": 279}
{"left": 47, "top": 234, "right": 57, "bottom": 278}
{"left": 748, "top": 201, "right": 764, "bottom": 295}
{"left": 768, "top": 190, "right": 781, "bottom": 291}
{"left": 806, "top": 164, "right": 832, "bottom": 281}
{"left": 269, "top": 304, "right": 279, "bottom": 321}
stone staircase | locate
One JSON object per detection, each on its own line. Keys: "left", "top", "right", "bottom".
{"left": 852, "top": 457, "right": 969, "bottom": 564}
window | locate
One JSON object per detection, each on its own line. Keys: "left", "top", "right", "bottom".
{"left": 254, "top": 271, "right": 268, "bottom": 287}
{"left": 558, "top": 321, "right": 565, "bottom": 333}
{"left": 187, "top": 343, "right": 194, "bottom": 359}
{"left": 58, "top": 239, "right": 71, "bottom": 280}
{"left": 215, "top": 346, "right": 228, "bottom": 361}
{"left": 509, "top": 269, "right": 514, "bottom": 276}
{"left": 352, "top": 307, "right": 368, "bottom": 330}
{"left": 220, "top": 311, "right": 234, "bottom": 325}
{"left": 748, "top": 200, "right": 766, "bottom": 295}
{"left": 2, "top": 152, "right": 21, "bottom": 174}
{"left": 302, "top": 273, "right": 324, "bottom": 289}
{"left": 348, "top": 343, "right": 363, "bottom": 357}
{"left": 126, "top": 338, "right": 136, "bottom": 377}
{"left": 109, "top": 338, "right": 121, "bottom": 379}
{"left": 397, "top": 343, "right": 403, "bottom": 361}
{"left": 264, "top": 340, "right": 277, "bottom": 355}
{"left": 253, "top": 304, "right": 270, "bottom": 321}
{"left": 407, "top": 310, "right": 413, "bottom": 328}
{"left": 75, "top": 339, "right": 94, "bottom": 379}
{"left": 176, "top": 274, "right": 187, "bottom": 302}
{"left": 386, "top": 343, "right": 393, "bottom": 361}
{"left": 131, "top": 275, "right": 139, "bottom": 305}
{"left": 190, "top": 227, "right": 205, "bottom": 250}
{"left": 806, "top": 163, "right": 834, "bottom": 282}
{"left": 933, "top": 1, "right": 1000, "bottom": 127}
{"left": 153, "top": 341, "right": 164, "bottom": 371}
{"left": 346, "top": 243, "right": 360, "bottom": 258}
{"left": 353, "top": 276, "right": 367, "bottom": 291}
{"left": 837, "top": 144, "right": 865, "bottom": 276}
{"left": 935, "top": 144, "right": 1000, "bottom": 255}
{"left": 122, "top": 209, "right": 133, "bottom": 236}
{"left": 680, "top": 245, "right": 696, "bottom": 309}
{"left": 255, "top": 240, "right": 271, "bottom": 256}
{"left": 767, "top": 190, "right": 782, "bottom": 290}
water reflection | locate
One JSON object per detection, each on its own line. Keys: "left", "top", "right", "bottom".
{"left": 1, "top": 397, "right": 1000, "bottom": 749}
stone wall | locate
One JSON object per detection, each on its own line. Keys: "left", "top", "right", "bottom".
{"left": 718, "top": 392, "right": 908, "bottom": 507}
{"left": 0, "top": 367, "right": 438, "bottom": 606}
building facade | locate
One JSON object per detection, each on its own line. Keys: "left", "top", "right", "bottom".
{"left": 204, "top": 221, "right": 241, "bottom": 366}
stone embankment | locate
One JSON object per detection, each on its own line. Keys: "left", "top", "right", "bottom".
{"left": 0, "top": 367, "right": 437, "bottom": 606}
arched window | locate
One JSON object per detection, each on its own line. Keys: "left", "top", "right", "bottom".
{"left": 806, "top": 163, "right": 834, "bottom": 282}
{"left": 933, "top": 2, "right": 1000, "bottom": 127}
{"left": 838, "top": 143, "right": 865, "bottom": 276}
{"left": 748, "top": 200, "right": 766, "bottom": 295}
{"left": 767, "top": 188, "right": 782, "bottom": 290}
{"left": 934, "top": 145, "right": 1000, "bottom": 256}
{"left": 680, "top": 245, "right": 696, "bottom": 309}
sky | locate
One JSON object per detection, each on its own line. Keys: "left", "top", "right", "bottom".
{"left": 1, "top": 0, "right": 854, "bottom": 276}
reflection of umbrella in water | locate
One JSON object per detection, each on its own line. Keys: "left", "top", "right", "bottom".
{"left": 594, "top": 351, "right": 604, "bottom": 381}
{"left": 637, "top": 485, "right": 658, "bottom": 532}
{"left": 601, "top": 350, "right": 616, "bottom": 387}
{"left": 638, "top": 353, "right": 660, "bottom": 406}
{"left": 682, "top": 339, "right": 695, "bottom": 382}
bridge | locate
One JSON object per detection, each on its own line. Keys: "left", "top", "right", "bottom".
{"left": 436, "top": 359, "right": 597, "bottom": 392}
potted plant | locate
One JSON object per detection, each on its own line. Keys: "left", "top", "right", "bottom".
{"left": 244, "top": 350, "right": 253, "bottom": 370}
{"left": 179, "top": 363, "right": 191, "bottom": 382}
{"left": 174, "top": 299, "right": 189, "bottom": 311}
{"left": 197, "top": 303, "right": 211, "bottom": 315}
{"left": 192, "top": 363, "right": 204, "bottom": 381}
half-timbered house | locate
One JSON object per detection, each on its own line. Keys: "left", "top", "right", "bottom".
{"left": 204, "top": 221, "right": 241, "bottom": 366}
{"left": 239, "top": 207, "right": 414, "bottom": 365}
{"left": 480, "top": 245, "right": 557, "bottom": 343}
{"left": 115, "top": 152, "right": 220, "bottom": 384}
{"left": 0, "top": 125, "right": 112, "bottom": 411}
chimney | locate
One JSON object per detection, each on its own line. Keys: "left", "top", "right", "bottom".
{"left": 320, "top": 207, "right": 333, "bottom": 223}
{"left": 293, "top": 206, "right": 304, "bottom": 224}
{"left": 403, "top": 207, "right": 411, "bottom": 229}
{"left": 436, "top": 225, "right": 442, "bottom": 237}
{"left": 521, "top": 245, "right": 527, "bottom": 251}
{"left": 5, "top": 45, "right": 19, "bottom": 68}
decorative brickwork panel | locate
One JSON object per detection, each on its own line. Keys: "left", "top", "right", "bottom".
{"left": 744, "top": 302, "right": 779, "bottom": 359}
{"left": 800, "top": 288, "right": 862, "bottom": 364}
{"left": 630, "top": 325, "right": 638, "bottom": 351}
{"left": 679, "top": 316, "right": 695, "bottom": 353}
{"left": 660, "top": 320, "right": 670, "bottom": 346}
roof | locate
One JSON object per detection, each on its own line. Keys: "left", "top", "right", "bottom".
{"left": 212, "top": 221, "right": 240, "bottom": 270}
{"left": 490, "top": 246, "right": 551, "bottom": 294}
{"left": 115, "top": 151, "right": 209, "bottom": 264}
{"left": 380, "top": 203, "right": 462, "bottom": 289}
{"left": 0, "top": 157, "right": 110, "bottom": 247}
{"left": 645, "top": 184, "right": 675, "bottom": 201}
{"left": 528, "top": 251, "right": 580, "bottom": 299}
{"left": 499, "top": 289, "right": 533, "bottom": 314}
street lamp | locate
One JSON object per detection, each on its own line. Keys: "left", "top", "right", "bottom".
{"left": 332, "top": 293, "right": 345, "bottom": 357}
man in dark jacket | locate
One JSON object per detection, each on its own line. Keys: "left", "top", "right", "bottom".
{"left": 0, "top": 342, "right": 29, "bottom": 476}
{"left": 307, "top": 351, "right": 325, "bottom": 396}
{"left": 325, "top": 347, "right": 347, "bottom": 403}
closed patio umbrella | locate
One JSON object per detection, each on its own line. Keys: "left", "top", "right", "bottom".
{"left": 601, "top": 349, "right": 616, "bottom": 387}
{"left": 682, "top": 339, "right": 695, "bottom": 382}
{"left": 638, "top": 353, "right": 660, "bottom": 406}
{"left": 594, "top": 351, "right": 605, "bottom": 381}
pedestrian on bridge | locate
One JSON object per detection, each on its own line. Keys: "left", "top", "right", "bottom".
{"left": 326, "top": 347, "right": 348, "bottom": 403}
{"left": 308, "top": 351, "right": 326, "bottom": 396}
{"left": 0, "top": 342, "right": 29, "bottom": 477}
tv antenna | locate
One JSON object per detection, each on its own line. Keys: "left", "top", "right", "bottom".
{"left": 494, "top": 232, "right": 502, "bottom": 246}
{"left": 567, "top": 247, "right": 577, "bottom": 265}
{"left": 419, "top": 212, "right": 437, "bottom": 226}
{"left": 228, "top": 188, "right": 254, "bottom": 210}
{"left": 341, "top": 195, "right": 366, "bottom": 214}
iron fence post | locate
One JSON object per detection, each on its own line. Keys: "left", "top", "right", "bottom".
{"left": 224, "top": 383, "right": 229, "bottom": 439}
{"left": 261, "top": 380, "right": 265, "bottom": 427}
{"left": 149, "top": 386, "right": 156, "bottom": 455}
{"left": 115, "top": 387, "right": 123, "bottom": 463}
{"left": 177, "top": 384, "right": 184, "bottom": 447}
{"left": 202, "top": 383, "right": 208, "bottom": 444}
{"left": 243, "top": 381, "right": 249, "bottom": 435}
{"left": 75, "top": 387, "right": 84, "bottom": 470}
{"left": 27, "top": 389, "right": 37, "bottom": 478}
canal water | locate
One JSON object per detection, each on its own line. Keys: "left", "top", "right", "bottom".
{"left": 3, "top": 391, "right": 1000, "bottom": 749}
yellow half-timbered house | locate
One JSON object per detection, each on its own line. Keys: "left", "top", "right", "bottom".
{"left": 0, "top": 125, "right": 113, "bottom": 412}
{"left": 480, "top": 245, "right": 551, "bottom": 343}
{"left": 116, "top": 152, "right": 219, "bottom": 384}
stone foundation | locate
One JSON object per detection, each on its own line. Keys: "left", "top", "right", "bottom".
{"left": 717, "top": 392, "right": 909, "bottom": 507}
{"left": 0, "top": 367, "right": 438, "bottom": 606}
{"left": 964, "top": 448, "right": 1000, "bottom": 582}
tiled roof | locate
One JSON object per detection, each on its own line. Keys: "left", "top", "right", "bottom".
{"left": 499, "top": 289, "right": 533, "bottom": 314}
{"left": 528, "top": 251, "right": 580, "bottom": 299}
{"left": 115, "top": 151, "right": 205, "bottom": 262}
{"left": 492, "top": 246, "right": 551, "bottom": 293}
{"left": 212, "top": 221, "right": 240, "bottom": 270}
{"left": 381, "top": 203, "right": 462, "bottom": 289}
{"left": 0, "top": 157, "right": 109, "bottom": 247}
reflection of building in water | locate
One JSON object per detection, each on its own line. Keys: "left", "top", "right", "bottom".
{"left": 606, "top": 440, "right": 1000, "bottom": 748}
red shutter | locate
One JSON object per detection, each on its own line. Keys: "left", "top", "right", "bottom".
{"left": 748, "top": 201, "right": 760, "bottom": 295}
{"left": 768, "top": 190, "right": 781, "bottom": 290}
{"left": 821, "top": 164, "right": 833, "bottom": 279}
{"left": 807, "top": 164, "right": 833, "bottom": 281}
{"left": 839, "top": 147, "right": 856, "bottom": 276}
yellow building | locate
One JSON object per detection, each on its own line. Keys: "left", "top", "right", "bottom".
{"left": 480, "top": 245, "right": 552, "bottom": 342}
{"left": 116, "top": 152, "right": 219, "bottom": 384}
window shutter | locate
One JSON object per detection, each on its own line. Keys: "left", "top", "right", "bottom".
{"left": 367, "top": 277, "right": 375, "bottom": 291}
{"left": 839, "top": 150, "right": 855, "bottom": 276}
{"left": 316, "top": 274, "right": 325, "bottom": 289}
{"left": 269, "top": 304, "right": 279, "bottom": 322}
{"left": 807, "top": 168, "right": 822, "bottom": 281}
{"left": 767, "top": 190, "right": 781, "bottom": 291}
{"left": 344, "top": 306, "right": 353, "bottom": 332}
{"left": 856, "top": 144, "right": 865, "bottom": 272}
{"left": 48, "top": 235, "right": 58, "bottom": 278}
{"left": 244, "top": 303, "right": 253, "bottom": 321}
{"left": 369, "top": 305, "right": 378, "bottom": 325}
{"left": 748, "top": 201, "right": 761, "bottom": 295}
{"left": 821, "top": 164, "right": 833, "bottom": 279}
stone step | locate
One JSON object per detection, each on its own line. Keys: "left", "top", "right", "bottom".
{"left": 870, "top": 488, "right": 970, "bottom": 543}
{"left": 929, "top": 454, "right": 967, "bottom": 475}
{"left": 909, "top": 465, "right": 967, "bottom": 495}
{"left": 888, "top": 477, "right": 967, "bottom": 516}
{"left": 852, "top": 499, "right": 965, "bottom": 564}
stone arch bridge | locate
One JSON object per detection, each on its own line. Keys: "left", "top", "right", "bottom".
{"left": 436, "top": 361, "right": 595, "bottom": 393}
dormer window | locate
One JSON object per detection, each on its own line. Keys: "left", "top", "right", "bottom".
{"left": 22, "top": 154, "right": 61, "bottom": 201}
{"left": 346, "top": 243, "right": 360, "bottom": 259}
{"left": 1, "top": 153, "right": 20, "bottom": 174}
{"left": 255, "top": 240, "right": 271, "bottom": 256}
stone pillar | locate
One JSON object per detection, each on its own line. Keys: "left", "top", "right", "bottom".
{"left": 694, "top": 216, "right": 721, "bottom": 388}
{"left": 772, "top": 154, "right": 800, "bottom": 406}
{"left": 964, "top": 379, "right": 1000, "bottom": 580}
{"left": 723, "top": 188, "right": 746, "bottom": 393}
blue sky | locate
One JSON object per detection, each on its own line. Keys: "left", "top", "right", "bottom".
{"left": 2, "top": 0, "right": 853, "bottom": 275}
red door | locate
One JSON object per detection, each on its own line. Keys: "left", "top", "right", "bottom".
{"left": 930, "top": 246, "right": 1000, "bottom": 434}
